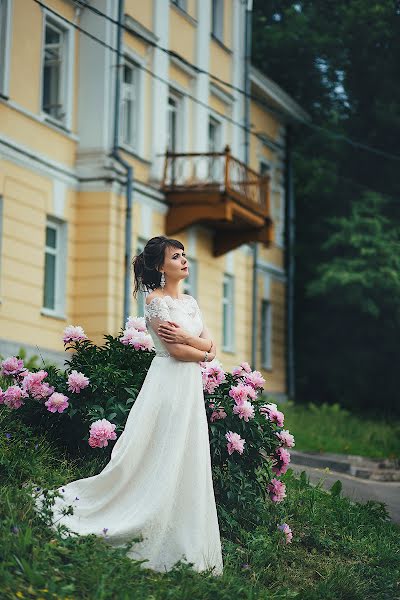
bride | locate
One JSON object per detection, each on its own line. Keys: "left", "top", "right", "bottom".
{"left": 32, "top": 235, "right": 224, "bottom": 576}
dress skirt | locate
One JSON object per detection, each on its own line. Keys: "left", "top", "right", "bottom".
{"left": 32, "top": 355, "right": 224, "bottom": 576}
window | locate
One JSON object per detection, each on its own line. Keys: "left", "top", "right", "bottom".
{"left": 222, "top": 273, "right": 234, "bottom": 351}
{"left": 42, "top": 218, "right": 67, "bottom": 315}
{"left": 167, "top": 92, "right": 182, "bottom": 153}
{"left": 181, "top": 257, "right": 197, "bottom": 298}
{"left": 41, "top": 16, "right": 72, "bottom": 126}
{"left": 0, "top": 0, "right": 11, "bottom": 96}
{"left": 208, "top": 116, "right": 222, "bottom": 180}
{"left": 121, "top": 59, "right": 139, "bottom": 148}
{"left": 211, "top": 0, "right": 224, "bottom": 41}
{"left": 135, "top": 237, "right": 147, "bottom": 317}
{"left": 259, "top": 160, "right": 271, "bottom": 178}
{"left": 171, "top": 0, "right": 186, "bottom": 10}
{"left": 261, "top": 298, "right": 272, "bottom": 369}
{"left": 167, "top": 91, "right": 183, "bottom": 183}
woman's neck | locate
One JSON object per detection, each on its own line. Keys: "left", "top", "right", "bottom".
{"left": 160, "top": 282, "right": 181, "bottom": 299}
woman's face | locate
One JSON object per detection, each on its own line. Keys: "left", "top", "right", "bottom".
{"left": 160, "top": 246, "right": 189, "bottom": 282}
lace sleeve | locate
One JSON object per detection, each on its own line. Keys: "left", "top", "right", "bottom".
{"left": 144, "top": 296, "right": 171, "bottom": 322}
{"left": 144, "top": 297, "right": 173, "bottom": 354}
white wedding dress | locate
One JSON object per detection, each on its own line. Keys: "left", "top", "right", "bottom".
{"left": 31, "top": 293, "right": 224, "bottom": 576}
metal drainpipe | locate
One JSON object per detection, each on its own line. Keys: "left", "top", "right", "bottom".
{"left": 284, "top": 125, "right": 295, "bottom": 399}
{"left": 244, "top": 0, "right": 258, "bottom": 370}
{"left": 112, "top": 0, "right": 133, "bottom": 328}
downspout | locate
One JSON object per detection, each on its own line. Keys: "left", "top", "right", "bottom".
{"left": 285, "top": 125, "right": 295, "bottom": 399}
{"left": 244, "top": 0, "right": 258, "bottom": 370}
{"left": 112, "top": 0, "right": 133, "bottom": 327}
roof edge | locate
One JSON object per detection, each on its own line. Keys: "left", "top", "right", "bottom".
{"left": 250, "top": 65, "right": 311, "bottom": 124}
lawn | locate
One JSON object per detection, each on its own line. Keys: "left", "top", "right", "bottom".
{"left": 270, "top": 399, "right": 400, "bottom": 461}
{"left": 1, "top": 407, "right": 399, "bottom": 600}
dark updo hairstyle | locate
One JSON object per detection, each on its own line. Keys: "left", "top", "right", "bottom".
{"left": 132, "top": 235, "right": 184, "bottom": 298}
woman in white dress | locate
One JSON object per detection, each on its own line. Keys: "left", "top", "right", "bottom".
{"left": 32, "top": 235, "right": 224, "bottom": 576}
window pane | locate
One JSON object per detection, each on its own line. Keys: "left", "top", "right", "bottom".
{"left": 222, "top": 302, "right": 229, "bottom": 347}
{"left": 46, "top": 226, "right": 57, "bottom": 249}
{"left": 45, "top": 24, "right": 61, "bottom": 45}
{"left": 42, "top": 23, "right": 63, "bottom": 120}
{"left": 121, "top": 63, "right": 137, "bottom": 146}
{"left": 43, "top": 252, "right": 56, "bottom": 309}
{"left": 124, "top": 64, "right": 133, "bottom": 84}
{"left": 212, "top": 0, "right": 223, "bottom": 40}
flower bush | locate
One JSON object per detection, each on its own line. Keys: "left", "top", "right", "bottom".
{"left": 0, "top": 317, "right": 295, "bottom": 542}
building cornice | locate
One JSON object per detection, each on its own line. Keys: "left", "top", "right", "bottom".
{"left": 250, "top": 65, "right": 311, "bottom": 124}
{"left": 124, "top": 14, "right": 159, "bottom": 46}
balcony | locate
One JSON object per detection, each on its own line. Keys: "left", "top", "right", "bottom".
{"left": 161, "top": 146, "right": 274, "bottom": 256}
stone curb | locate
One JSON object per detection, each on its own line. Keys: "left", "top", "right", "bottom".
{"left": 289, "top": 450, "right": 400, "bottom": 482}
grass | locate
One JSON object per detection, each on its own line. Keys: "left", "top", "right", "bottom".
{"left": 1, "top": 407, "right": 399, "bottom": 600}
{"left": 269, "top": 399, "right": 400, "bottom": 461}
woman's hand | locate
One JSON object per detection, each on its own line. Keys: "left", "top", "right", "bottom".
{"left": 157, "top": 321, "right": 191, "bottom": 345}
{"left": 207, "top": 341, "right": 216, "bottom": 361}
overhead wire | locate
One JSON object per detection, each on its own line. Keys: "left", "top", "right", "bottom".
{"left": 30, "top": 0, "right": 400, "bottom": 211}
{"left": 69, "top": 0, "right": 400, "bottom": 163}
{"left": 32, "top": 0, "right": 276, "bottom": 148}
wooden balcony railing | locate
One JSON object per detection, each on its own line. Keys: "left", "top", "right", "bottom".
{"left": 162, "top": 145, "right": 271, "bottom": 219}
{"left": 161, "top": 145, "right": 274, "bottom": 255}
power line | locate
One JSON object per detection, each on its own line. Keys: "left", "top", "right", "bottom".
{"left": 71, "top": 0, "right": 400, "bottom": 163}
{"left": 32, "top": 0, "right": 274, "bottom": 148}
{"left": 30, "top": 0, "right": 400, "bottom": 205}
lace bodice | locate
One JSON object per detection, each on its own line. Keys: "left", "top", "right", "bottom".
{"left": 144, "top": 294, "right": 204, "bottom": 355}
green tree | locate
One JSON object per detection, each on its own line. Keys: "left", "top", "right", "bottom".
{"left": 252, "top": 1, "right": 400, "bottom": 415}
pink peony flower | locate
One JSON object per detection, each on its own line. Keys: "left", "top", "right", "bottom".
{"left": 276, "top": 429, "right": 295, "bottom": 448}
{"left": 3, "top": 385, "right": 27, "bottom": 409}
{"left": 267, "top": 477, "right": 286, "bottom": 502}
{"left": 1, "top": 356, "right": 25, "bottom": 377}
{"left": 88, "top": 419, "right": 117, "bottom": 448}
{"left": 210, "top": 408, "right": 227, "bottom": 422}
{"left": 63, "top": 325, "right": 88, "bottom": 344}
{"left": 0, "top": 388, "right": 4, "bottom": 405}
{"left": 225, "top": 431, "right": 246, "bottom": 455}
{"left": 67, "top": 370, "right": 90, "bottom": 394}
{"left": 272, "top": 446, "right": 291, "bottom": 476}
{"left": 232, "top": 361, "right": 252, "bottom": 376}
{"left": 233, "top": 400, "right": 255, "bottom": 422}
{"left": 229, "top": 383, "right": 256, "bottom": 405}
{"left": 260, "top": 402, "right": 284, "bottom": 427}
{"left": 22, "top": 371, "right": 54, "bottom": 400}
{"left": 120, "top": 328, "right": 154, "bottom": 350}
{"left": 126, "top": 316, "right": 147, "bottom": 332}
{"left": 45, "top": 392, "right": 69, "bottom": 413}
{"left": 277, "top": 522, "right": 293, "bottom": 543}
{"left": 200, "top": 359, "right": 226, "bottom": 393}
{"left": 243, "top": 370, "right": 266, "bottom": 390}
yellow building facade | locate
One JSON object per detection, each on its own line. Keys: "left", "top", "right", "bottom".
{"left": 0, "top": 0, "right": 308, "bottom": 401}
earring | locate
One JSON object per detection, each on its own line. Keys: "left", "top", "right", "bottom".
{"left": 160, "top": 272, "right": 166, "bottom": 288}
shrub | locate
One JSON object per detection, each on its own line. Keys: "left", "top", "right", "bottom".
{"left": 0, "top": 319, "right": 296, "bottom": 540}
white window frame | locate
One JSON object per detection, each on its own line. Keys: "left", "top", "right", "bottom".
{"left": 167, "top": 89, "right": 184, "bottom": 153}
{"left": 42, "top": 217, "right": 67, "bottom": 318}
{"left": 40, "top": 11, "right": 74, "bottom": 130}
{"left": 208, "top": 114, "right": 224, "bottom": 181}
{"left": 222, "top": 272, "right": 235, "bottom": 352}
{"left": 120, "top": 51, "right": 145, "bottom": 156}
{"left": 211, "top": 0, "right": 224, "bottom": 42}
{"left": 181, "top": 256, "right": 197, "bottom": 298}
{"left": 261, "top": 298, "right": 272, "bottom": 369}
{"left": 0, "top": 0, "right": 12, "bottom": 98}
